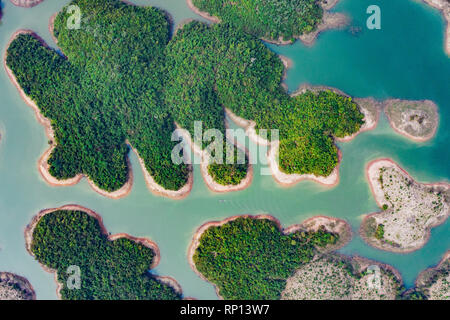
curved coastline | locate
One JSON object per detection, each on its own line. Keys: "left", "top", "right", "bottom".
{"left": 360, "top": 158, "right": 450, "bottom": 253}
{"left": 225, "top": 84, "right": 380, "bottom": 188}
{"left": 187, "top": 214, "right": 352, "bottom": 299}
{"left": 383, "top": 99, "right": 439, "bottom": 142}
{"left": 416, "top": 250, "right": 450, "bottom": 286}
{"left": 128, "top": 142, "right": 193, "bottom": 200}
{"left": 4, "top": 30, "right": 133, "bottom": 199}
{"left": 186, "top": 0, "right": 348, "bottom": 46}
{"left": 414, "top": 250, "right": 449, "bottom": 299}
{"left": 10, "top": 0, "right": 43, "bottom": 8}
{"left": 292, "top": 84, "right": 381, "bottom": 142}
{"left": 281, "top": 253, "right": 403, "bottom": 300}
{"left": 5, "top": 29, "right": 197, "bottom": 200}
{"left": 24, "top": 204, "right": 183, "bottom": 299}
{"left": 421, "top": 0, "right": 450, "bottom": 56}
{"left": 298, "top": 11, "right": 349, "bottom": 47}
{"left": 186, "top": 0, "right": 220, "bottom": 24}
{"left": 175, "top": 124, "right": 254, "bottom": 194}
{"left": 48, "top": 14, "right": 196, "bottom": 199}
{"left": 402, "top": 250, "right": 450, "bottom": 299}
{"left": 292, "top": 215, "right": 353, "bottom": 251}
{"left": 0, "top": 272, "right": 36, "bottom": 300}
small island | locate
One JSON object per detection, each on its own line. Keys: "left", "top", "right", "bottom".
{"left": 403, "top": 251, "right": 449, "bottom": 300}
{"left": 188, "top": 215, "right": 352, "bottom": 299}
{"left": 187, "top": 0, "right": 348, "bottom": 46}
{"left": 282, "top": 254, "right": 403, "bottom": 300}
{"left": 384, "top": 99, "right": 439, "bottom": 142}
{"left": 0, "top": 272, "right": 36, "bottom": 300}
{"left": 361, "top": 159, "right": 449, "bottom": 253}
{"left": 25, "top": 205, "right": 183, "bottom": 300}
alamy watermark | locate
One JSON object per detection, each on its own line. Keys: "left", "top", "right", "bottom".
{"left": 66, "top": 265, "right": 81, "bottom": 290}
{"left": 171, "top": 121, "right": 278, "bottom": 176}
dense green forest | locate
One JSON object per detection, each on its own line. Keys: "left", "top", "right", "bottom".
{"left": 31, "top": 209, "right": 181, "bottom": 300}
{"left": 191, "top": 0, "right": 324, "bottom": 42}
{"left": 193, "top": 217, "right": 338, "bottom": 299}
{"left": 7, "top": 0, "right": 363, "bottom": 192}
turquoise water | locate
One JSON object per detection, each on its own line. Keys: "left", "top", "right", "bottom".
{"left": 0, "top": 0, "right": 448, "bottom": 300}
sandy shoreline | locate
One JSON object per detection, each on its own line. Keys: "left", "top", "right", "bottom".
{"left": 421, "top": 0, "right": 450, "bottom": 56}
{"left": 361, "top": 158, "right": 450, "bottom": 253}
{"left": 186, "top": 0, "right": 347, "bottom": 46}
{"left": 187, "top": 214, "right": 352, "bottom": 299}
{"left": 225, "top": 107, "right": 342, "bottom": 187}
{"left": 24, "top": 204, "right": 183, "bottom": 299}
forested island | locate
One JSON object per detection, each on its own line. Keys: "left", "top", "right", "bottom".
{"left": 189, "top": 215, "right": 349, "bottom": 299}
{"left": 0, "top": 272, "right": 36, "bottom": 300}
{"left": 25, "top": 205, "right": 183, "bottom": 300}
{"left": 282, "top": 254, "right": 403, "bottom": 300}
{"left": 361, "top": 159, "right": 449, "bottom": 253}
{"left": 5, "top": 0, "right": 367, "bottom": 198}
{"left": 188, "top": 0, "right": 348, "bottom": 45}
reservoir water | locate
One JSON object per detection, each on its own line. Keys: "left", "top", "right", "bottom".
{"left": 0, "top": 0, "right": 448, "bottom": 299}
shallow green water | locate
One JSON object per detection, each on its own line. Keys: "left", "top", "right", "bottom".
{"left": 0, "top": 0, "right": 448, "bottom": 299}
